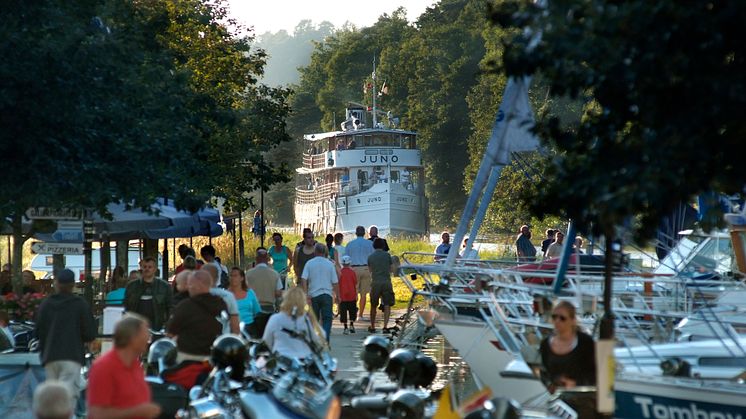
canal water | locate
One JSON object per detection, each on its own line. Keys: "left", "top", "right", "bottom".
{"left": 332, "top": 323, "right": 478, "bottom": 403}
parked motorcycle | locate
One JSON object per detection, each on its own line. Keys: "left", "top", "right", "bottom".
{"left": 331, "top": 336, "right": 440, "bottom": 419}
{"left": 177, "top": 333, "right": 340, "bottom": 419}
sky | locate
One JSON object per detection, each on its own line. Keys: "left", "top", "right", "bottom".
{"left": 226, "top": 0, "right": 436, "bottom": 35}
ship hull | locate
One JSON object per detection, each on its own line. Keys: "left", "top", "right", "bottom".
{"left": 294, "top": 183, "right": 427, "bottom": 237}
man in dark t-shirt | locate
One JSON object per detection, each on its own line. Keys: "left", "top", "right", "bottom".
{"left": 541, "top": 229, "right": 557, "bottom": 258}
{"left": 367, "top": 225, "right": 389, "bottom": 252}
{"left": 367, "top": 238, "right": 394, "bottom": 333}
{"left": 167, "top": 270, "right": 227, "bottom": 363}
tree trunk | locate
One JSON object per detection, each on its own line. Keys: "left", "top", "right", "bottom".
{"left": 52, "top": 254, "right": 64, "bottom": 278}
{"left": 116, "top": 239, "right": 129, "bottom": 276}
{"left": 10, "top": 213, "right": 28, "bottom": 295}
{"left": 161, "top": 239, "right": 169, "bottom": 281}
{"left": 100, "top": 239, "right": 111, "bottom": 293}
{"left": 143, "top": 238, "right": 158, "bottom": 268}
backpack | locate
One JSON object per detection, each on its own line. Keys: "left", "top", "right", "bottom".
{"left": 219, "top": 269, "right": 229, "bottom": 289}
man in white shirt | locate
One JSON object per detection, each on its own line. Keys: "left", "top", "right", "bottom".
{"left": 301, "top": 243, "right": 339, "bottom": 343}
{"left": 345, "top": 225, "right": 375, "bottom": 320}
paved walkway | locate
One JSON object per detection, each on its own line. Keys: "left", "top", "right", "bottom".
{"left": 328, "top": 308, "right": 407, "bottom": 380}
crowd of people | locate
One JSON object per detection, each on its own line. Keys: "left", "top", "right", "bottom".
{"left": 18, "top": 225, "right": 397, "bottom": 418}
{"left": 12, "top": 223, "right": 600, "bottom": 417}
{"left": 517, "top": 225, "right": 586, "bottom": 262}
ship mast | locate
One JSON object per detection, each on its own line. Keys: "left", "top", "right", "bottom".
{"left": 371, "top": 57, "right": 377, "bottom": 127}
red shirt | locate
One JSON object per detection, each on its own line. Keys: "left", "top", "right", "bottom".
{"left": 87, "top": 349, "right": 151, "bottom": 417}
{"left": 339, "top": 267, "right": 358, "bottom": 302}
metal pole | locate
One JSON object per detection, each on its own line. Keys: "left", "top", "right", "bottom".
{"left": 465, "top": 167, "right": 501, "bottom": 254}
{"left": 238, "top": 212, "right": 245, "bottom": 268}
{"left": 260, "top": 189, "right": 265, "bottom": 248}
{"left": 445, "top": 77, "right": 537, "bottom": 266}
{"left": 600, "top": 233, "right": 616, "bottom": 340}
{"left": 232, "top": 222, "right": 237, "bottom": 266}
{"left": 552, "top": 220, "right": 577, "bottom": 294}
{"left": 83, "top": 220, "right": 94, "bottom": 307}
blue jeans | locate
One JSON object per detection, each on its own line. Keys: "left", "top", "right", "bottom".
{"left": 311, "top": 294, "right": 333, "bottom": 343}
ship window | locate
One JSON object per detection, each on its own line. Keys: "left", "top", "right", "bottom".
{"left": 402, "top": 135, "right": 416, "bottom": 149}
{"left": 698, "top": 357, "right": 746, "bottom": 368}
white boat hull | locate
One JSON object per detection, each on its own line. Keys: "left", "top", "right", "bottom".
{"left": 432, "top": 315, "right": 548, "bottom": 404}
{"left": 295, "top": 183, "right": 427, "bottom": 237}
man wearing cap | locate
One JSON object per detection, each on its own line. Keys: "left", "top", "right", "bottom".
{"left": 337, "top": 256, "right": 358, "bottom": 334}
{"left": 35, "top": 268, "right": 97, "bottom": 413}
{"left": 345, "top": 226, "right": 374, "bottom": 320}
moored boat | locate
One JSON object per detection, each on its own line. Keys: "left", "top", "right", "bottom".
{"left": 294, "top": 105, "right": 428, "bottom": 237}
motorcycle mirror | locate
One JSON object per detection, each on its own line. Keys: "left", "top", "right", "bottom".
{"left": 189, "top": 386, "right": 203, "bottom": 401}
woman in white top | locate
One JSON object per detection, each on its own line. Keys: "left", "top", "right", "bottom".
{"left": 262, "top": 287, "right": 325, "bottom": 360}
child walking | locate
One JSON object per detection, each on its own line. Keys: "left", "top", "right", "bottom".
{"left": 338, "top": 256, "right": 358, "bottom": 334}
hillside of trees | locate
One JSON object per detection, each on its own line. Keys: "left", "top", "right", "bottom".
{"left": 264, "top": 0, "right": 567, "bottom": 234}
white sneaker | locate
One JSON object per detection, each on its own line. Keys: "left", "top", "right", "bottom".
{"left": 343, "top": 328, "right": 350, "bottom": 335}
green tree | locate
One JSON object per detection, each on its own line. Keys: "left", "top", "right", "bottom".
{"left": 0, "top": 0, "right": 291, "bottom": 292}
{"left": 492, "top": 0, "right": 746, "bottom": 243}
{"left": 403, "top": 0, "right": 490, "bottom": 228}
{"left": 493, "top": 0, "right": 746, "bottom": 337}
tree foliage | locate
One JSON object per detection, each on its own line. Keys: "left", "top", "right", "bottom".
{"left": 491, "top": 0, "right": 746, "bottom": 243}
{"left": 0, "top": 0, "right": 291, "bottom": 289}
{"left": 282, "top": 1, "right": 509, "bottom": 229}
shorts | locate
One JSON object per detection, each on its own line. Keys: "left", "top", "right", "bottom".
{"left": 339, "top": 301, "right": 358, "bottom": 323}
{"left": 370, "top": 281, "right": 395, "bottom": 308}
{"left": 353, "top": 266, "right": 372, "bottom": 294}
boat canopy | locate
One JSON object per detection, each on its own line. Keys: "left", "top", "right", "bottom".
{"left": 303, "top": 128, "right": 418, "bottom": 142}
{"left": 304, "top": 131, "right": 343, "bottom": 142}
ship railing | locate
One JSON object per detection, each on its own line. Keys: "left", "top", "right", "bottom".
{"left": 295, "top": 181, "right": 360, "bottom": 205}
{"left": 302, "top": 153, "right": 328, "bottom": 169}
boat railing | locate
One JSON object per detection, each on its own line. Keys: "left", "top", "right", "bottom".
{"left": 402, "top": 251, "right": 520, "bottom": 269}
{"left": 302, "top": 153, "right": 328, "bottom": 170}
{"left": 399, "top": 259, "right": 746, "bottom": 343}
{"left": 295, "top": 181, "right": 360, "bottom": 205}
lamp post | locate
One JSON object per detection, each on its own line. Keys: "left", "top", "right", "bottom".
{"left": 260, "top": 188, "right": 265, "bottom": 248}
{"left": 83, "top": 219, "right": 95, "bottom": 306}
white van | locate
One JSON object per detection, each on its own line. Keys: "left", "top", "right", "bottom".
{"left": 29, "top": 248, "right": 161, "bottom": 281}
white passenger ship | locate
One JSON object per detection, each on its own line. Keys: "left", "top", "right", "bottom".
{"left": 294, "top": 104, "right": 428, "bottom": 237}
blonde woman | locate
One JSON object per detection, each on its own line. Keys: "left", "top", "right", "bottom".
{"left": 261, "top": 287, "right": 325, "bottom": 359}
{"left": 540, "top": 300, "right": 596, "bottom": 390}
{"left": 540, "top": 300, "right": 597, "bottom": 417}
